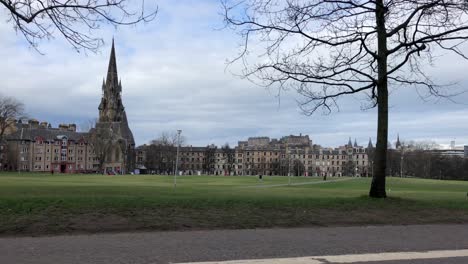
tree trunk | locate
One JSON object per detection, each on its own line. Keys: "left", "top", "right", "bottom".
{"left": 370, "top": 0, "right": 388, "bottom": 198}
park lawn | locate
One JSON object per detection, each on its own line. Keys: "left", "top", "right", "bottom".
{"left": 0, "top": 173, "right": 468, "bottom": 236}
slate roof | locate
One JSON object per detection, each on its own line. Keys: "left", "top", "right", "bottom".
{"left": 6, "top": 126, "right": 88, "bottom": 142}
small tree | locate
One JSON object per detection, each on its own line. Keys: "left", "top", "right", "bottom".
{"left": 0, "top": 96, "right": 24, "bottom": 141}
{"left": 223, "top": 0, "right": 468, "bottom": 197}
{"left": 292, "top": 159, "right": 305, "bottom": 176}
{"left": 343, "top": 160, "right": 356, "bottom": 177}
{"left": 221, "top": 143, "right": 236, "bottom": 175}
{"left": 87, "top": 123, "right": 116, "bottom": 174}
{"left": 203, "top": 145, "right": 217, "bottom": 175}
{"left": 144, "top": 132, "right": 186, "bottom": 174}
{"left": 0, "top": 95, "right": 25, "bottom": 171}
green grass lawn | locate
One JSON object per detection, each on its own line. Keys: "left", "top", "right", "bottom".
{"left": 0, "top": 173, "right": 468, "bottom": 236}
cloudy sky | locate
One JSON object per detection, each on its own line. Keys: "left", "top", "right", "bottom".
{"left": 2, "top": 0, "right": 468, "bottom": 148}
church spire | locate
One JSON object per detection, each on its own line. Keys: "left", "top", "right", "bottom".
{"left": 106, "top": 38, "right": 118, "bottom": 87}
{"left": 396, "top": 133, "right": 402, "bottom": 149}
{"left": 99, "top": 39, "right": 125, "bottom": 123}
{"left": 347, "top": 137, "right": 352, "bottom": 147}
{"left": 368, "top": 137, "right": 373, "bottom": 149}
{"left": 354, "top": 138, "right": 358, "bottom": 147}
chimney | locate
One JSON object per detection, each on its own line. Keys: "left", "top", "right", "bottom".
{"left": 58, "top": 124, "right": 69, "bottom": 131}
{"left": 68, "top": 124, "right": 77, "bottom": 132}
{"left": 29, "top": 119, "right": 39, "bottom": 129}
{"left": 39, "top": 122, "right": 48, "bottom": 129}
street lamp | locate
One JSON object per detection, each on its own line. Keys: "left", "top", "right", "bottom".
{"left": 288, "top": 150, "right": 292, "bottom": 186}
{"left": 400, "top": 146, "right": 405, "bottom": 178}
{"left": 174, "top": 129, "right": 182, "bottom": 188}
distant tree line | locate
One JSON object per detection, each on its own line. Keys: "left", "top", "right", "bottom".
{"left": 365, "top": 141, "right": 468, "bottom": 181}
{"left": 385, "top": 150, "right": 468, "bottom": 181}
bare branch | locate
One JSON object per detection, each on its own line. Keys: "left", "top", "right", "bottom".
{"left": 1, "top": 0, "right": 158, "bottom": 52}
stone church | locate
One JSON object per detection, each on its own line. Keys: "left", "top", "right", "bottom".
{"left": 93, "top": 39, "right": 136, "bottom": 174}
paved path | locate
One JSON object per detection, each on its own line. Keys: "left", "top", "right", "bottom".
{"left": 1, "top": 224, "right": 468, "bottom": 264}
{"left": 244, "top": 177, "right": 356, "bottom": 188}
{"left": 179, "top": 250, "right": 468, "bottom": 263}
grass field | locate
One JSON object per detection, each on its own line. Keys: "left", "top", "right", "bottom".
{"left": 1, "top": 173, "right": 468, "bottom": 236}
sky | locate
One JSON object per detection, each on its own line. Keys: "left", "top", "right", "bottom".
{"left": 2, "top": 0, "right": 468, "bottom": 148}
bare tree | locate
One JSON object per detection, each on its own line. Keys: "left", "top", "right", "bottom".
{"left": 1, "top": 0, "right": 158, "bottom": 53}
{"left": 221, "top": 143, "right": 236, "bottom": 175}
{"left": 0, "top": 95, "right": 24, "bottom": 171}
{"left": 86, "top": 123, "right": 117, "bottom": 173}
{"left": 150, "top": 131, "right": 186, "bottom": 147}
{"left": 145, "top": 132, "right": 186, "bottom": 174}
{"left": 203, "top": 144, "right": 217, "bottom": 175}
{"left": 0, "top": 95, "right": 24, "bottom": 140}
{"left": 78, "top": 118, "right": 97, "bottom": 132}
{"left": 222, "top": 0, "right": 468, "bottom": 198}
{"left": 292, "top": 159, "right": 305, "bottom": 176}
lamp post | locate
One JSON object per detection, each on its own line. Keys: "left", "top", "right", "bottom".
{"left": 288, "top": 150, "right": 292, "bottom": 186}
{"left": 174, "top": 129, "right": 182, "bottom": 188}
{"left": 400, "top": 146, "right": 405, "bottom": 178}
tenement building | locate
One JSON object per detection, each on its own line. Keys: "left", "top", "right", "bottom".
{"left": 136, "top": 135, "right": 371, "bottom": 177}
{"left": 4, "top": 120, "right": 98, "bottom": 172}
{"left": 4, "top": 40, "right": 135, "bottom": 173}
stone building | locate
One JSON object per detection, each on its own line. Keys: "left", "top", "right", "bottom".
{"left": 4, "top": 120, "right": 99, "bottom": 172}
{"left": 4, "top": 40, "right": 135, "bottom": 173}
{"left": 91, "top": 39, "right": 135, "bottom": 174}
{"left": 136, "top": 134, "right": 371, "bottom": 177}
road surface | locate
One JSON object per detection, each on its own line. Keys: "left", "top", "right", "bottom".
{"left": 1, "top": 224, "right": 467, "bottom": 263}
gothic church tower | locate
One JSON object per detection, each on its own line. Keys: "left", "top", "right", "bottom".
{"left": 95, "top": 39, "right": 135, "bottom": 173}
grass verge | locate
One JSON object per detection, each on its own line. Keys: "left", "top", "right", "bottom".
{"left": 0, "top": 173, "right": 467, "bottom": 236}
